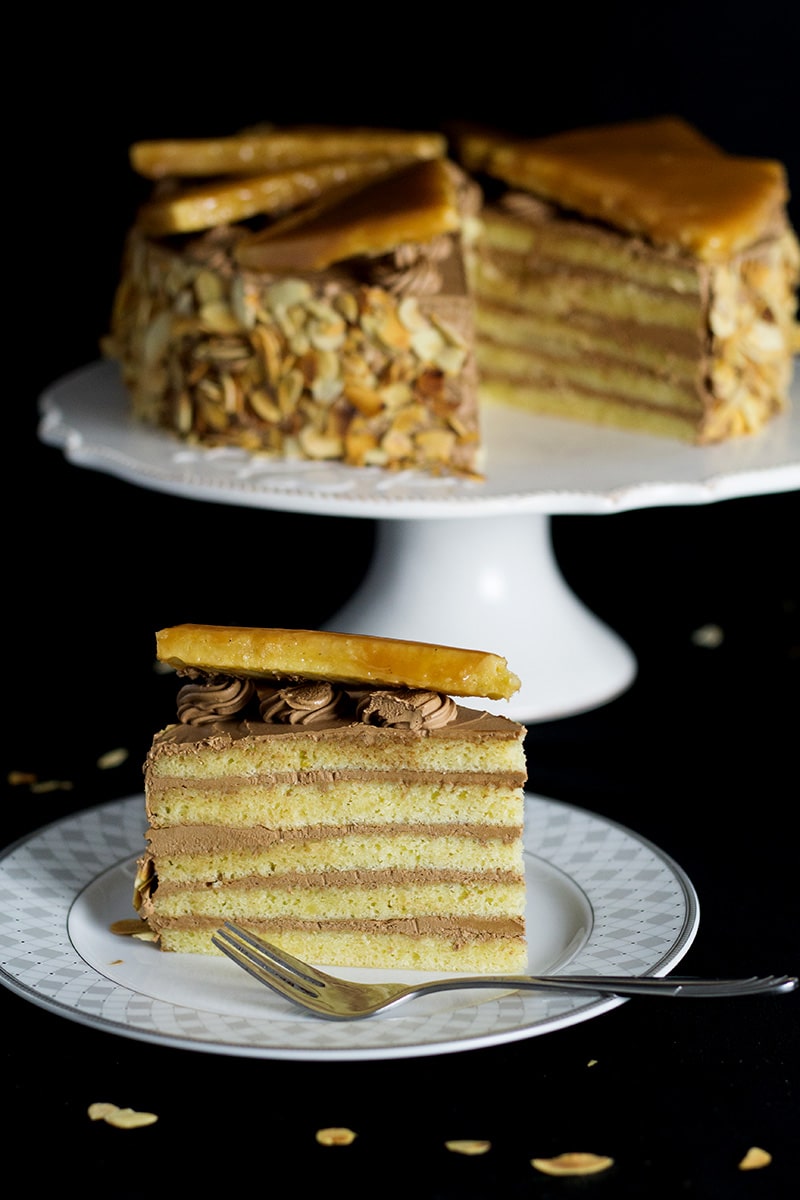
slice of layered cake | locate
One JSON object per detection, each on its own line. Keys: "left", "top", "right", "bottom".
{"left": 455, "top": 116, "right": 799, "bottom": 442}
{"left": 103, "top": 125, "right": 484, "bottom": 476}
{"left": 133, "top": 625, "right": 528, "bottom": 972}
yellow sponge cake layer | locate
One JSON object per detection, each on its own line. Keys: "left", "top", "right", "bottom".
{"left": 155, "top": 929, "right": 527, "bottom": 973}
{"left": 146, "top": 776, "right": 525, "bottom": 828}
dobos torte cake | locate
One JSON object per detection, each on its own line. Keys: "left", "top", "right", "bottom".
{"left": 456, "top": 116, "right": 799, "bottom": 442}
{"left": 133, "top": 624, "right": 529, "bottom": 972}
{"left": 103, "top": 126, "right": 484, "bottom": 477}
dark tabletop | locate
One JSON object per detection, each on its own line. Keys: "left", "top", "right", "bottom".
{"left": 6, "top": 10, "right": 798, "bottom": 1196}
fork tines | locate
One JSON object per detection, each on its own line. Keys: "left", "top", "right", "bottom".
{"left": 212, "top": 922, "right": 325, "bottom": 1004}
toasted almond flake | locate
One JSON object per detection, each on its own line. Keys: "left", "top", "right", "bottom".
{"left": 738, "top": 1146, "right": 772, "bottom": 1170}
{"left": 587, "top": 1059, "right": 598, "bottom": 1067}
{"left": 97, "top": 747, "right": 129, "bottom": 770}
{"left": 445, "top": 1140, "right": 491, "bottom": 1156}
{"left": 531, "top": 1153, "right": 614, "bottom": 1176}
{"left": 7, "top": 771, "right": 37, "bottom": 785}
{"left": 105, "top": 1107, "right": 159, "bottom": 1129}
{"left": 691, "top": 623, "right": 724, "bottom": 648}
{"left": 315, "top": 1127, "right": 357, "bottom": 1146}
{"left": 88, "top": 1102, "right": 120, "bottom": 1121}
{"left": 30, "top": 779, "right": 74, "bottom": 794}
{"left": 110, "top": 918, "right": 150, "bottom": 937}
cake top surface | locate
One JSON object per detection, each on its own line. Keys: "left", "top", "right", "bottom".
{"left": 156, "top": 625, "right": 521, "bottom": 701}
{"left": 128, "top": 124, "right": 468, "bottom": 268}
{"left": 457, "top": 115, "right": 791, "bottom": 261}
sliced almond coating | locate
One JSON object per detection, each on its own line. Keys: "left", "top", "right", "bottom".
{"left": 136, "top": 156, "right": 414, "bottom": 236}
{"left": 445, "top": 1140, "right": 491, "bottom": 1156}
{"left": 531, "top": 1152, "right": 614, "bottom": 1176}
{"left": 131, "top": 127, "right": 446, "bottom": 179}
{"left": 155, "top": 624, "right": 521, "bottom": 701}
{"left": 738, "top": 1146, "right": 772, "bottom": 1170}
{"left": 315, "top": 1127, "right": 357, "bottom": 1146}
{"left": 467, "top": 116, "right": 789, "bottom": 260}
{"left": 235, "top": 159, "right": 461, "bottom": 272}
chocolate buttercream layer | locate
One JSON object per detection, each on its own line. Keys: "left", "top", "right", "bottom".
{"left": 152, "top": 915, "right": 525, "bottom": 938}
{"left": 147, "top": 772, "right": 526, "bottom": 795}
{"left": 147, "top": 866, "right": 525, "bottom": 896}
{"left": 146, "top": 822, "right": 523, "bottom": 853}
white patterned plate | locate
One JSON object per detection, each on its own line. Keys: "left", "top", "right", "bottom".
{"left": 0, "top": 793, "right": 699, "bottom": 1061}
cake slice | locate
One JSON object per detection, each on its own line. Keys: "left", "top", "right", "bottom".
{"left": 133, "top": 625, "right": 528, "bottom": 972}
{"left": 103, "top": 125, "right": 484, "bottom": 476}
{"left": 455, "top": 116, "right": 799, "bottom": 442}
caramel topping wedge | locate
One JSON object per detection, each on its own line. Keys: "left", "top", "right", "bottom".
{"left": 156, "top": 624, "right": 522, "bottom": 701}
{"left": 235, "top": 158, "right": 461, "bottom": 271}
{"left": 135, "top": 155, "right": 415, "bottom": 236}
{"left": 462, "top": 116, "right": 789, "bottom": 260}
{"left": 457, "top": 115, "right": 719, "bottom": 171}
{"left": 130, "top": 126, "right": 446, "bottom": 180}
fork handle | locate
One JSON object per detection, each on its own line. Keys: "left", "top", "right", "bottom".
{"left": 460, "top": 974, "right": 797, "bottom": 998}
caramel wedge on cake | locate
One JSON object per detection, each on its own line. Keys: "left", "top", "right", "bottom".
{"left": 132, "top": 625, "right": 528, "bottom": 971}
{"left": 103, "top": 125, "right": 483, "bottom": 476}
{"left": 130, "top": 126, "right": 447, "bottom": 179}
{"left": 156, "top": 623, "right": 521, "bottom": 699}
{"left": 136, "top": 155, "right": 422, "bottom": 237}
{"left": 456, "top": 116, "right": 799, "bottom": 442}
{"left": 235, "top": 158, "right": 462, "bottom": 271}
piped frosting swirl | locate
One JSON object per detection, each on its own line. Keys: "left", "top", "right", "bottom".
{"left": 257, "top": 682, "right": 349, "bottom": 727}
{"left": 356, "top": 688, "right": 458, "bottom": 729}
{"left": 177, "top": 674, "right": 256, "bottom": 724}
{"left": 173, "top": 672, "right": 461, "bottom": 731}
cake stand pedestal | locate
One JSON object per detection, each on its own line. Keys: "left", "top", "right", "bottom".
{"left": 38, "top": 360, "right": 800, "bottom": 724}
{"left": 323, "top": 514, "right": 634, "bottom": 720}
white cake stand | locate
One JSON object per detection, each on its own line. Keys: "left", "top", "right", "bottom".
{"left": 38, "top": 360, "right": 800, "bottom": 723}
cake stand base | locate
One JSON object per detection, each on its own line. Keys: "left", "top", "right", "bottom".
{"left": 323, "top": 513, "right": 637, "bottom": 723}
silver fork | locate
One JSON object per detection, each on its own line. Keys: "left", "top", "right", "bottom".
{"left": 211, "top": 922, "right": 798, "bottom": 1021}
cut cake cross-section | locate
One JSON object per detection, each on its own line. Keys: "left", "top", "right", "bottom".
{"left": 456, "top": 116, "right": 799, "bottom": 443}
{"left": 133, "top": 625, "right": 529, "bottom": 973}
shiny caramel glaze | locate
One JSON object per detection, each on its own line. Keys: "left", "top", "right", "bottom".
{"left": 235, "top": 158, "right": 462, "bottom": 271}
{"left": 457, "top": 116, "right": 791, "bottom": 261}
{"left": 155, "top": 624, "right": 521, "bottom": 701}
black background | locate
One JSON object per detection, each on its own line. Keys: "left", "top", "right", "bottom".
{"left": 5, "top": 4, "right": 798, "bottom": 1196}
